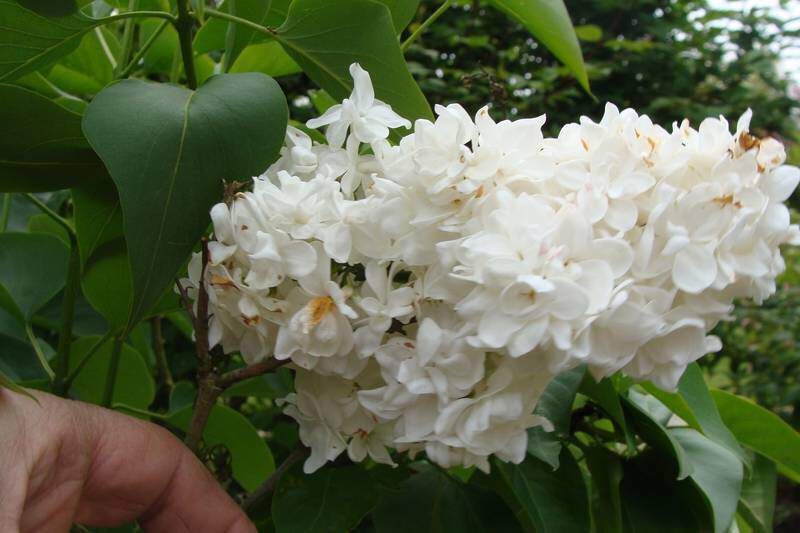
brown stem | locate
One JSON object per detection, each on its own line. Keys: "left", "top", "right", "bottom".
{"left": 185, "top": 374, "right": 221, "bottom": 454}
{"left": 241, "top": 448, "right": 308, "bottom": 511}
{"left": 218, "top": 358, "right": 290, "bottom": 389}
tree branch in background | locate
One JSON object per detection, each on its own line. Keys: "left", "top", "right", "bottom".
{"left": 151, "top": 316, "right": 174, "bottom": 388}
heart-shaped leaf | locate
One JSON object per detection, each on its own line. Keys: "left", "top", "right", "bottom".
{"left": 275, "top": 0, "right": 432, "bottom": 121}
{"left": 82, "top": 73, "right": 288, "bottom": 329}
{"left": 0, "top": 85, "right": 106, "bottom": 192}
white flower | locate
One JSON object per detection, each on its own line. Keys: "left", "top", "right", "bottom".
{"left": 306, "top": 63, "right": 410, "bottom": 148}
{"left": 191, "top": 64, "right": 799, "bottom": 473}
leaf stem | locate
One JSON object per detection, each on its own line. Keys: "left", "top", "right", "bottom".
{"left": 242, "top": 448, "right": 308, "bottom": 511}
{"left": 25, "top": 323, "right": 55, "bottom": 381}
{"left": 98, "top": 10, "right": 177, "bottom": 24}
{"left": 112, "top": 403, "right": 170, "bottom": 420}
{"left": 221, "top": 0, "right": 237, "bottom": 72}
{"left": 101, "top": 336, "right": 124, "bottom": 407}
{"left": 64, "top": 330, "right": 115, "bottom": 388}
{"left": 175, "top": 0, "right": 198, "bottom": 89}
{"left": 119, "top": 18, "right": 170, "bottom": 78}
{"left": 21, "top": 194, "right": 76, "bottom": 239}
{"left": 401, "top": 0, "right": 452, "bottom": 52}
{"left": 205, "top": 8, "right": 275, "bottom": 37}
{"left": 0, "top": 193, "right": 10, "bottom": 232}
{"left": 115, "top": 0, "right": 139, "bottom": 78}
{"left": 53, "top": 237, "right": 80, "bottom": 396}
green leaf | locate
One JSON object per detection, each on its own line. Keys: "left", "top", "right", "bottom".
{"left": 0, "top": 232, "right": 68, "bottom": 323}
{"left": 0, "top": 84, "right": 105, "bottom": 192}
{"left": 0, "top": 1, "right": 96, "bottom": 82}
{"left": 526, "top": 365, "right": 584, "bottom": 469}
{"left": 621, "top": 392, "right": 693, "bottom": 480}
{"left": 274, "top": 464, "right": 377, "bottom": 532}
{"left": 45, "top": 28, "right": 119, "bottom": 97}
{"left": 168, "top": 404, "right": 275, "bottom": 491}
{"left": 574, "top": 24, "right": 602, "bottom": 42}
{"left": 230, "top": 41, "right": 300, "bottom": 77}
{"left": 642, "top": 364, "right": 748, "bottom": 469}
{"left": 711, "top": 389, "right": 800, "bottom": 480}
{"left": 68, "top": 335, "right": 155, "bottom": 409}
{"left": 72, "top": 177, "right": 123, "bottom": 268}
{"left": 671, "top": 428, "right": 743, "bottom": 533}
{"left": 584, "top": 446, "right": 623, "bottom": 533}
{"left": 486, "top": 0, "right": 590, "bottom": 93}
{"left": 81, "top": 238, "right": 132, "bottom": 330}
{"left": 493, "top": 448, "right": 590, "bottom": 533}
{"left": 27, "top": 213, "right": 70, "bottom": 246}
{"left": 82, "top": 73, "right": 288, "bottom": 328}
{"left": 275, "top": 0, "right": 433, "bottom": 121}
{"left": 737, "top": 453, "right": 776, "bottom": 533}
{"left": 372, "top": 465, "right": 487, "bottom": 533}
{"left": 376, "top": 0, "right": 420, "bottom": 32}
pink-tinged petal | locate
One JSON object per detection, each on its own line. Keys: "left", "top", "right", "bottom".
{"left": 673, "top": 244, "right": 717, "bottom": 294}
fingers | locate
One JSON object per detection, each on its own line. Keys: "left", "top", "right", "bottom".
{"left": 69, "top": 398, "right": 255, "bottom": 532}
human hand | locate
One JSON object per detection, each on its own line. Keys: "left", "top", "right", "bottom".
{"left": 0, "top": 389, "right": 255, "bottom": 533}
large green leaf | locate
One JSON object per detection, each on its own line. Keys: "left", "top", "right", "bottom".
{"left": 527, "top": 365, "right": 584, "bottom": 469}
{"left": 0, "top": 365, "right": 37, "bottom": 400}
{"left": 68, "top": 335, "right": 155, "bottom": 409}
{"left": 0, "top": 232, "right": 68, "bottom": 323}
{"left": 671, "top": 428, "right": 743, "bottom": 533}
{"left": 0, "top": 0, "right": 97, "bottom": 82}
{"left": 621, "top": 392, "right": 693, "bottom": 480}
{"left": 82, "top": 73, "right": 288, "bottom": 328}
{"left": 275, "top": 0, "right": 432, "bottom": 121}
{"left": 642, "top": 364, "right": 748, "bottom": 468}
{"left": 486, "top": 0, "right": 589, "bottom": 93}
{"left": 737, "top": 453, "right": 777, "bottom": 533}
{"left": 168, "top": 404, "right": 275, "bottom": 491}
{"left": 493, "top": 448, "right": 590, "bottom": 533}
{"left": 274, "top": 464, "right": 378, "bottom": 533}
{"left": 372, "top": 466, "right": 488, "bottom": 533}
{"left": 711, "top": 389, "right": 800, "bottom": 481}
{"left": 0, "top": 85, "right": 106, "bottom": 192}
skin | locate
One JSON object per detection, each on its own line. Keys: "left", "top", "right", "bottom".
{"left": 0, "top": 389, "right": 256, "bottom": 533}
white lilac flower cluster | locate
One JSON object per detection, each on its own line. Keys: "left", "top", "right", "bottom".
{"left": 187, "top": 64, "right": 800, "bottom": 474}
